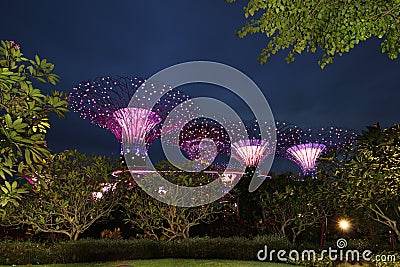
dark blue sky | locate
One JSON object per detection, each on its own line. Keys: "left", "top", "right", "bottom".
{"left": 3, "top": 0, "right": 400, "bottom": 164}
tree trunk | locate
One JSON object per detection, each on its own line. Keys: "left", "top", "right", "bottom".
{"left": 292, "top": 233, "right": 299, "bottom": 244}
{"left": 393, "top": 225, "right": 400, "bottom": 242}
{"left": 320, "top": 220, "right": 326, "bottom": 248}
{"left": 280, "top": 225, "right": 286, "bottom": 237}
{"left": 73, "top": 231, "right": 80, "bottom": 241}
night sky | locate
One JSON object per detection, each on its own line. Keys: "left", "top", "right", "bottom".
{"left": 3, "top": 1, "right": 400, "bottom": 171}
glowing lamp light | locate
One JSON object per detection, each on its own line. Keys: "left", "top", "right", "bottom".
{"left": 338, "top": 219, "right": 351, "bottom": 231}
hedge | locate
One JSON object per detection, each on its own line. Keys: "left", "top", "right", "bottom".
{"left": 0, "top": 235, "right": 290, "bottom": 265}
{"left": 0, "top": 236, "right": 388, "bottom": 265}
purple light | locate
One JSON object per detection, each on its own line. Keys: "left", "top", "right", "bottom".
{"left": 225, "top": 120, "right": 276, "bottom": 168}
{"left": 286, "top": 143, "right": 326, "bottom": 174}
{"left": 181, "top": 138, "right": 218, "bottom": 165}
{"left": 113, "top": 107, "right": 162, "bottom": 155}
{"left": 276, "top": 123, "right": 357, "bottom": 176}
{"left": 69, "top": 76, "right": 194, "bottom": 156}
{"left": 231, "top": 139, "right": 273, "bottom": 167}
{"left": 177, "top": 118, "right": 231, "bottom": 159}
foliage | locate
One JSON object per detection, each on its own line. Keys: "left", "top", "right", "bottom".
{"left": 2, "top": 150, "right": 127, "bottom": 240}
{"left": 260, "top": 173, "right": 334, "bottom": 243}
{"left": 232, "top": 167, "right": 263, "bottom": 224}
{"left": 123, "top": 160, "right": 235, "bottom": 240}
{"left": 0, "top": 181, "right": 27, "bottom": 216}
{"left": 0, "top": 40, "right": 68, "bottom": 211}
{"left": 372, "top": 251, "right": 400, "bottom": 266}
{"left": 228, "top": 0, "right": 400, "bottom": 68}
{"left": 323, "top": 124, "right": 400, "bottom": 241}
{"left": 0, "top": 235, "right": 382, "bottom": 265}
{"left": 0, "top": 236, "right": 294, "bottom": 265}
{"left": 0, "top": 258, "right": 298, "bottom": 267}
{"left": 100, "top": 227, "right": 122, "bottom": 239}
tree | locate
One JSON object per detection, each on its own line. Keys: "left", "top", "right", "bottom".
{"left": 233, "top": 167, "right": 263, "bottom": 224}
{"left": 260, "top": 174, "right": 334, "bottom": 244}
{"left": 123, "top": 184, "right": 222, "bottom": 240}
{"left": 228, "top": 0, "right": 400, "bottom": 68}
{"left": 2, "top": 150, "right": 127, "bottom": 241}
{"left": 0, "top": 40, "right": 68, "bottom": 210}
{"left": 123, "top": 161, "right": 229, "bottom": 240}
{"left": 324, "top": 124, "right": 400, "bottom": 241}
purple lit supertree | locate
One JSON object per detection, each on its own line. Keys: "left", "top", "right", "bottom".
{"left": 228, "top": 120, "right": 276, "bottom": 168}
{"left": 275, "top": 121, "right": 303, "bottom": 154}
{"left": 178, "top": 118, "right": 230, "bottom": 166}
{"left": 276, "top": 124, "right": 356, "bottom": 177}
{"left": 231, "top": 139, "right": 271, "bottom": 167}
{"left": 69, "top": 76, "right": 193, "bottom": 157}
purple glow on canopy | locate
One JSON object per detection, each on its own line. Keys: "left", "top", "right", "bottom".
{"left": 286, "top": 143, "right": 326, "bottom": 174}
{"left": 177, "top": 118, "right": 231, "bottom": 159}
{"left": 276, "top": 124, "right": 356, "bottom": 176}
{"left": 113, "top": 107, "right": 162, "bottom": 155}
{"left": 69, "top": 76, "right": 194, "bottom": 155}
{"left": 231, "top": 139, "right": 273, "bottom": 167}
{"left": 225, "top": 120, "right": 276, "bottom": 167}
{"left": 181, "top": 138, "right": 218, "bottom": 165}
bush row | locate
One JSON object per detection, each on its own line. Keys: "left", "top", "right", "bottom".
{"left": 0, "top": 236, "right": 389, "bottom": 265}
{"left": 0, "top": 235, "right": 288, "bottom": 265}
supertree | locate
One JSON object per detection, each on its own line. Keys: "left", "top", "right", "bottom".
{"left": 178, "top": 118, "right": 230, "bottom": 166}
{"left": 227, "top": 120, "right": 276, "bottom": 170}
{"left": 276, "top": 125, "right": 356, "bottom": 177}
{"left": 275, "top": 121, "right": 303, "bottom": 155}
{"left": 69, "top": 76, "right": 193, "bottom": 158}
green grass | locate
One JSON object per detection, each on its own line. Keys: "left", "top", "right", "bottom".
{"left": 0, "top": 259, "right": 299, "bottom": 267}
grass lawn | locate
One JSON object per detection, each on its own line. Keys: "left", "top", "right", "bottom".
{"left": 0, "top": 259, "right": 299, "bottom": 267}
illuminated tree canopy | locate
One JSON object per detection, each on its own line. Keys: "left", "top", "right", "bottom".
{"left": 178, "top": 118, "right": 230, "bottom": 164}
{"left": 69, "top": 77, "right": 193, "bottom": 156}
{"left": 227, "top": 120, "right": 276, "bottom": 168}
{"left": 228, "top": 0, "right": 400, "bottom": 68}
{"left": 276, "top": 125, "right": 356, "bottom": 176}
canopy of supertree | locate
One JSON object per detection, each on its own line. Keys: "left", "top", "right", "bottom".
{"left": 227, "top": 120, "right": 276, "bottom": 167}
{"left": 231, "top": 139, "right": 274, "bottom": 167}
{"left": 69, "top": 76, "right": 194, "bottom": 155}
{"left": 275, "top": 121, "right": 303, "bottom": 154}
{"left": 177, "top": 118, "right": 231, "bottom": 166}
{"left": 286, "top": 143, "right": 327, "bottom": 176}
{"left": 181, "top": 138, "right": 218, "bottom": 165}
{"left": 276, "top": 125, "right": 356, "bottom": 176}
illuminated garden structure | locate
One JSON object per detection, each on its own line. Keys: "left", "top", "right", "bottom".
{"left": 275, "top": 121, "right": 303, "bottom": 156}
{"left": 69, "top": 76, "right": 193, "bottom": 159}
{"left": 225, "top": 120, "right": 276, "bottom": 222}
{"left": 178, "top": 118, "right": 230, "bottom": 167}
{"left": 228, "top": 120, "right": 276, "bottom": 170}
{"left": 276, "top": 125, "right": 356, "bottom": 177}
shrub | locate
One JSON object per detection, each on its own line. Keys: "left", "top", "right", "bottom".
{"left": 0, "top": 235, "right": 390, "bottom": 265}
{"left": 372, "top": 252, "right": 400, "bottom": 267}
{"left": 0, "top": 235, "right": 291, "bottom": 264}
